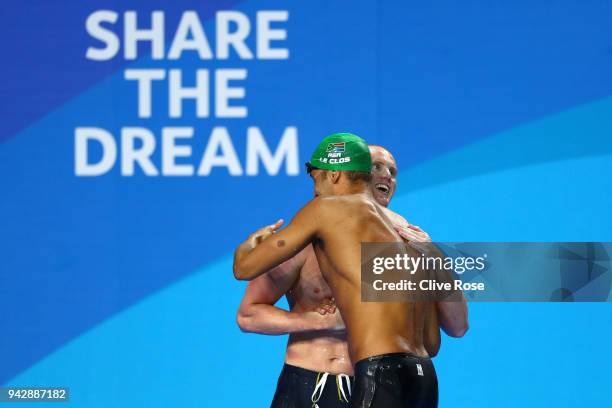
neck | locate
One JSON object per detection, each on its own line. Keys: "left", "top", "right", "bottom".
{"left": 335, "top": 181, "right": 372, "bottom": 196}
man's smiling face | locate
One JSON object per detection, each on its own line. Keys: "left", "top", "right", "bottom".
{"left": 369, "top": 146, "right": 397, "bottom": 207}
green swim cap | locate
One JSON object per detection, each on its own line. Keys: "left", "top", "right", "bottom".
{"left": 306, "top": 132, "right": 372, "bottom": 173}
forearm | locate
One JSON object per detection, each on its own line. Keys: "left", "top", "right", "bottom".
{"left": 237, "top": 303, "right": 322, "bottom": 335}
{"left": 233, "top": 240, "right": 254, "bottom": 279}
{"left": 423, "top": 305, "right": 441, "bottom": 357}
{"left": 422, "top": 242, "right": 469, "bottom": 337}
{"left": 437, "top": 295, "right": 469, "bottom": 338}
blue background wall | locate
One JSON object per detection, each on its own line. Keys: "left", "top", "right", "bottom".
{"left": 1, "top": 1, "right": 611, "bottom": 406}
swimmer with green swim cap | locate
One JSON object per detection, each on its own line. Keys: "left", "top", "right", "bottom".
{"left": 235, "top": 132, "right": 445, "bottom": 407}
{"left": 236, "top": 132, "right": 462, "bottom": 408}
{"left": 306, "top": 132, "right": 372, "bottom": 173}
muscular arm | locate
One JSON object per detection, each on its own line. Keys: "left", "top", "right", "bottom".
{"left": 387, "top": 208, "right": 469, "bottom": 338}
{"left": 233, "top": 199, "right": 321, "bottom": 281}
{"left": 237, "top": 250, "right": 334, "bottom": 334}
{"left": 417, "top": 241, "right": 469, "bottom": 338}
{"left": 437, "top": 296, "right": 469, "bottom": 338}
{"left": 419, "top": 241, "right": 469, "bottom": 338}
{"left": 237, "top": 245, "right": 342, "bottom": 335}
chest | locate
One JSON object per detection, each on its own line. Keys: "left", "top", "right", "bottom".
{"left": 287, "top": 252, "right": 334, "bottom": 306}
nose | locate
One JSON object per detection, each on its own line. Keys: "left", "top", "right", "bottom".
{"left": 372, "top": 165, "right": 391, "bottom": 178}
{"left": 377, "top": 167, "right": 391, "bottom": 179}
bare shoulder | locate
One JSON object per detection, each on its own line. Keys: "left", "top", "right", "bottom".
{"left": 317, "top": 194, "right": 375, "bottom": 211}
{"left": 381, "top": 206, "right": 410, "bottom": 227}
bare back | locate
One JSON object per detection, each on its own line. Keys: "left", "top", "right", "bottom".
{"left": 313, "top": 194, "right": 436, "bottom": 362}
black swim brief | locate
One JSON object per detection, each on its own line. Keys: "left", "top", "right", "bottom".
{"left": 350, "top": 353, "right": 438, "bottom": 408}
{"left": 270, "top": 363, "right": 354, "bottom": 408}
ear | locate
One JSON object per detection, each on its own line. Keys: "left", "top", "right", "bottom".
{"left": 329, "top": 170, "right": 341, "bottom": 183}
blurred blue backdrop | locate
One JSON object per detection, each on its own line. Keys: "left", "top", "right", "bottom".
{"left": 1, "top": 1, "right": 611, "bottom": 406}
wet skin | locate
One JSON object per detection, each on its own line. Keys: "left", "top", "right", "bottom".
{"left": 234, "top": 174, "right": 438, "bottom": 363}
{"left": 236, "top": 147, "right": 435, "bottom": 374}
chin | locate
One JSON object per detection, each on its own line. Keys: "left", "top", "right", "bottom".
{"left": 375, "top": 194, "right": 390, "bottom": 207}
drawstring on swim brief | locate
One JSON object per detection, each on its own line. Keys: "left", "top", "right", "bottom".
{"left": 337, "top": 374, "right": 352, "bottom": 403}
{"left": 311, "top": 372, "right": 352, "bottom": 407}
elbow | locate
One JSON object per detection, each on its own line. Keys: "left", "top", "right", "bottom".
{"left": 236, "top": 311, "right": 254, "bottom": 333}
{"left": 454, "top": 323, "right": 469, "bottom": 338}
{"left": 233, "top": 257, "right": 259, "bottom": 281}
{"left": 233, "top": 262, "right": 249, "bottom": 281}
{"left": 447, "top": 321, "right": 469, "bottom": 338}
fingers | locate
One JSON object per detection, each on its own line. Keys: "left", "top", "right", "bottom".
{"left": 327, "top": 298, "right": 336, "bottom": 313}
{"left": 259, "top": 219, "right": 285, "bottom": 240}
{"left": 270, "top": 219, "right": 284, "bottom": 231}
{"left": 317, "top": 304, "right": 334, "bottom": 314}
{"left": 395, "top": 225, "right": 415, "bottom": 239}
{"left": 396, "top": 225, "right": 431, "bottom": 243}
{"left": 248, "top": 233, "right": 260, "bottom": 248}
{"left": 317, "top": 306, "right": 336, "bottom": 316}
{"left": 412, "top": 230, "right": 431, "bottom": 242}
{"left": 324, "top": 304, "right": 336, "bottom": 314}
{"left": 320, "top": 298, "right": 336, "bottom": 313}
{"left": 408, "top": 225, "right": 432, "bottom": 241}
{"left": 316, "top": 297, "right": 336, "bottom": 314}
{"left": 248, "top": 219, "right": 285, "bottom": 248}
